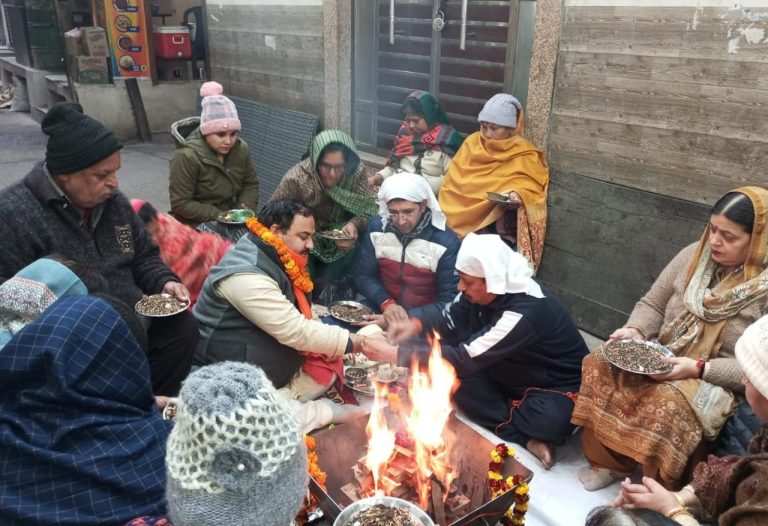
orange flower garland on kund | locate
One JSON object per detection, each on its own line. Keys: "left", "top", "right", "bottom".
{"left": 304, "top": 435, "right": 327, "bottom": 491}
{"left": 488, "top": 443, "right": 530, "bottom": 525}
{"left": 246, "top": 217, "right": 313, "bottom": 293}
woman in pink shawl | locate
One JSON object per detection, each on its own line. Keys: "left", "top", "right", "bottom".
{"left": 131, "top": 200, "right": 231, "bottom": 306}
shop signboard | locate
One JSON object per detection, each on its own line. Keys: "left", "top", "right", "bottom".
{"left": 103, "top": 0, "right": 150, "bottom": 78}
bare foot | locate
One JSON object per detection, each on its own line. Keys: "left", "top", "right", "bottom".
{"left": 527, "top": 439, "right": 555, "bottom": 469}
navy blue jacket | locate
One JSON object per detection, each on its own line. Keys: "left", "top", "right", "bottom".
{"left": 412, "top": 284, "right": 588, "bottom": 394}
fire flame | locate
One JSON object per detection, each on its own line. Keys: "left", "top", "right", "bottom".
{"left": 364, "top": 332, "right": 460, "bottom": 508}
{"left": 407, "top": 332, "right": 460, "bottom": 508}
{"left": 365, "top": 379, "right": 396, "bottom": 493}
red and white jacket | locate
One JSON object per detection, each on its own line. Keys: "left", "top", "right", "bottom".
{"left": 353, "top": 215, "right": 460, "bottom": 319}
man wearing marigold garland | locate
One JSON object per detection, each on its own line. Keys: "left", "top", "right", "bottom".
{"left": 194, "top": 199, "right": 396, "bottom": 432}
{"left": 380, "top": 233, "right": 589, "bottom": 469}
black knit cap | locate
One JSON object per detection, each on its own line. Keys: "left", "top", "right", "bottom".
{"left": 42, "top": 102, "right": 123, "bottom": 175}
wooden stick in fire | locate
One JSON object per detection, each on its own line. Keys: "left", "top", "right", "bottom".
{"left": 430, "top": 475, "right": 448, "bottom": 526}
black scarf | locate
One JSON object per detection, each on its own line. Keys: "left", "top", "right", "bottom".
{"left": 385, "top": 208, "right": 433, "bottom": 244}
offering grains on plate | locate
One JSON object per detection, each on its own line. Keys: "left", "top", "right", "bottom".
{"left": 135, "top": 294, "right": 189, "bottom": 317}
{"left": 216, "top": 209, "right": 255, "bottom": 224}
{"left": 320, "top": 229, "right": 354, "bottom": 240}
{"left": 345, "top": 503, "right": 417, "bottom": 526}
{"left": 344, "top": 367, "right": 369, "bottom": 390}
{"left": 343, "top": 365, "right": 406, "bottom": 396}
{"left": 328, "top": 301, "right": 373, "bottom": 323}
{"left": 603, "top": 339, "right": 674, "bottom": 375}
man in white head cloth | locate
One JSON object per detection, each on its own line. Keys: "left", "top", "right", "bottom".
{"left": 353, "top": 172, "right": 460, "bottom": 328}
{"left": 375, "top": 233, "right": 588, "bottom": 469}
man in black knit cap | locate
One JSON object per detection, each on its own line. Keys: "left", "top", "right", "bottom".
{"left": 0, "top": 102, "right": 197, "bottom": 396}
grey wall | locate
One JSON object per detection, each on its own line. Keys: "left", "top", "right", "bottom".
{"left": 540, "top": 1, "right": 768, "bottom": 337}
{"left": 205, "top": 0, "right": 325, "bottom": 118}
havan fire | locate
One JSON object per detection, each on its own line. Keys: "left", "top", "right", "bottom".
{"left": 343, "top": 334, "right": 473, "bottom": 523}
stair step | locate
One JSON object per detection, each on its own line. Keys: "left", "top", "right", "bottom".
{"left": 30, "top": 105, "right": 48, "bottom": 122}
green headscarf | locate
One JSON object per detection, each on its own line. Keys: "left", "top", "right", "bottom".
{"left": 309, "top": 130, "right": 377, "bottom": 219}
{"left": 404, "top": 90, "right": 451, "bottom": 127}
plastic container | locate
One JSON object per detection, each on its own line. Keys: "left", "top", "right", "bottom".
{"left": 153, "top": 26, "right": 191, "bottom": 59}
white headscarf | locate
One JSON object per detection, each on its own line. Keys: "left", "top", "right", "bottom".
{"left": 455, "top": 233, "right": 544, "bottom": 298}
{"left": 377, "top": 172, "right": 446, "bottom": 230}
{"left": 735, "top": 314, "right": 768, "bottom": 399}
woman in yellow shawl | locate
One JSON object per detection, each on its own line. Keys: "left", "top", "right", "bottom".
{"left": 573, "top": 187, "right": 768, "bottom": 491}
{"left": 439, "top": 93, "right": 549, "bottom": 270}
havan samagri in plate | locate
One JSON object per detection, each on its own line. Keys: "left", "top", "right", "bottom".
{"left": 135, "top": 294, "right": 189, "bottom": 317}
{"left": 328, "top": 301, "right": 373, "bottom": 323}
{"left": 602, "top": 339, "right": 674, "bottom": 375}
{"left": 216, "top": 208, "right": 255, "bottom": 224}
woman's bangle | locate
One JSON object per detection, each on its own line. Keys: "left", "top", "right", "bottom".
{"left": 696, "top": 359, "right": 706, "bottom": 379}
{"left": 673, "top": 491, "right": 687, "bottom": 508}
{"left": 665, "top": 506, "right": 692, "bottom": 519}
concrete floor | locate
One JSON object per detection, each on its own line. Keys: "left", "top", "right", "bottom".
{"left": 0, "top": 109, "right": 175, "bottom": 212}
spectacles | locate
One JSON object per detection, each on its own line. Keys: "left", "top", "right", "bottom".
{"left": 387, "top": 209, "right": 420, "bottom": 220}
{"left": 318, "top": 162, "right": 346, "bottom": 173}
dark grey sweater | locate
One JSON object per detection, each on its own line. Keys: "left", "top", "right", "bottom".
{"left": 193, "top": 233, "right": 304, "bottom": 388}
{"left": 0, "top": 162, "right": 178, "bottom": 305}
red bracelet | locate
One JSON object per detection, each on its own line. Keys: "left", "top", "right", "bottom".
{"left": 696, "top": 359, "right": 706, "bottom": 379}
{"left": 381, "top": 298, "right": 397, "bottom": 311}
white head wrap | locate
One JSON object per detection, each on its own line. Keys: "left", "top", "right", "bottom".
{"left": 455, "top": 233, "right": 544, "bottom": 298}
{"left": 735, "top": 314, "right": 768, "bottom": 399}
{"left": 377, "top": 172, "right": 446, "bottom": 230}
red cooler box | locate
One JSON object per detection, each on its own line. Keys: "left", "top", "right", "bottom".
{"left": 153, "top": 26, "right": 192, "bottom": 59}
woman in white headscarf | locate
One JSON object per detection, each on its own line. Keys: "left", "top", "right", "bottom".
{"left": 379, "top": 233, "right": 589, "bottom": 469}
{"left": 353, "top": 172, "right": 460, "bottom": 328}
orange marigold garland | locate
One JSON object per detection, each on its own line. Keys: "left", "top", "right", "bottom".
{"left": 296, "top": 435, "right": 327, "bottom": 525}
{"left": 246, "top": 217, "right": 313, "bottom": 293}
{"left": 305, "top": 435, "right": 327, "bottom": 490}
{"left": 386, "top": 391, "right": 403, "bottom": 413}
{"left": 488, "top": 443, "right": 530, "bottom": 526}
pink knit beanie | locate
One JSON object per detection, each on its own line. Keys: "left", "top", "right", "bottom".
{"left": 199, "top": 82, "right": 241, "bottom": 136}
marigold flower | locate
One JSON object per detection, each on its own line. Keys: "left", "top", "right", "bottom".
{"left": 489, "top": 444, "right": 529, "bottom": 526}
{"left": 488, "top": 470, "right": 503, "bottom": 481}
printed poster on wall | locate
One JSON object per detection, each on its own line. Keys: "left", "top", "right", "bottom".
{"left": 104, "top": 0, "right": 151, "bottom": 78}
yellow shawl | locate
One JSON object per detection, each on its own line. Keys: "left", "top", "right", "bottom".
{"left": 438, "top": 114, "right": 549, "bottom": 270}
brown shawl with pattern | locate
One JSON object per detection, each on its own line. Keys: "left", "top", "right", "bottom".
{"left": 692, "top": 426, "right": 768, "bottom": 525}
{"left": 572, "top": 186, "right": 768, "bottom": 485}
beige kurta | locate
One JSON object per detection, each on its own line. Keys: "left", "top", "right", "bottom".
{"left": 217, "top": 272, "right": 349, "bottom": 358}
{"left": 625, "top": 243, "right": 767, "bottom": 392}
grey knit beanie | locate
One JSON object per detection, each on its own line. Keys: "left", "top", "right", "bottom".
{"left": 166, "top": 362, "right": 308, "bottom": 526}
{"left": 477, "top": 93, "right": 521, "bottom": 129}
